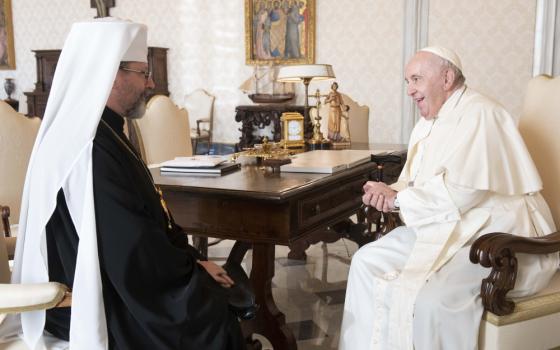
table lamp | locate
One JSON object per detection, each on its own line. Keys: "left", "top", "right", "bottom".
{"left": 276, "top": 65, "right": 335, "bottom": 149}
{"left": 276, "top": 64, "right": 336, "bottom": 111}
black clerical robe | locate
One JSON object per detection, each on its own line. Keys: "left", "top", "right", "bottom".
{"left": 45, "top": 108, "right": 243, "bottom": 349}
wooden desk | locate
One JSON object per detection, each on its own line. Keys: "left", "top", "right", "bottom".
{"left": 152, "top": 145, "right": 405, "bottom": 349}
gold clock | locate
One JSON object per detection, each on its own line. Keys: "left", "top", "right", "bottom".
{"left": 280, "top": 112, "right": 305, "bottom": 149}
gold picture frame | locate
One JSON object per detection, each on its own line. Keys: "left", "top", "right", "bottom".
{"left": 0, "top": 0, "right": 15, "bottom": 70}
{"left": 245, "top": 0, "right": 315, "bottom": 66}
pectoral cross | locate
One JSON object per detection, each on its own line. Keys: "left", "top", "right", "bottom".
{"left": 91, "top": 0, "right": 115, "bottom": 18}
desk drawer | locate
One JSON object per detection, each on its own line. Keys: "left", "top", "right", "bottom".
{"left": 298, "top": 176, "right": 365, "bottom": 228}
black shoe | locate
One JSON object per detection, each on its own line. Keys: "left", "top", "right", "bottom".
{"left": 222, "top": 262, "right": 259, "bottom": 320}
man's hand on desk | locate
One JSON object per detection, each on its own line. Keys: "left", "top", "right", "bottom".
{"left": 362, "top": 181, "right": 398, "bottom": 213}
{"left": 198, "top": 260, "right": 235, "bottom": 288}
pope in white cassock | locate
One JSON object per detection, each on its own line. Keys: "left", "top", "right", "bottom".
{"left": 338, "top": 47, "right": 559, "bottom": 350}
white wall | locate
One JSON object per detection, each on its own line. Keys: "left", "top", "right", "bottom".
{"left": 0, "top": 0, "right": 541, "bottom": 144}
{"left": 316, "top": 0, "right": 404, "bottom": 144}
{"left": 0, "top": 1, "right": 92, "bottom": 112}
{"left": 429, "top": 0, "right": 537, "bottom": 120}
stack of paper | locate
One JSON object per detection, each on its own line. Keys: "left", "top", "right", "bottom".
{"left": 280, "top": 150, "right": 387, "bottom": 174}
{"left": 160, "top": 155, "right": 240, "bottom": 175}
{"left": 161, "top": 155, "right": 227, "bottom": 168}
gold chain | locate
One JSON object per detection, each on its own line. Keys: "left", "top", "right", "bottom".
{"left": 99, "top": 119, "right": 173, "bottom": 229}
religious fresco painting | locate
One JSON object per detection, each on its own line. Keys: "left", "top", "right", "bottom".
{"left": 245, "top": 0, "right": 315, "bottom": 65}
{"left": 0, "top": 0, "right": 15, "bottom": 69}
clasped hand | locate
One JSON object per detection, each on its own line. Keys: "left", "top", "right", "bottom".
{"left": 198, "top": 260, "right": 235, "bottom": 288}
{"left": 362, "top": 181, "right": 397, "bottom": 213}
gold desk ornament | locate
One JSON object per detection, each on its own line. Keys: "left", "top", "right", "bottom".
{"left": 307, "top": 89, "right": 332, "bottom": 150}
{"left": 232, "top": 137, "right": 293, "bottom": 171}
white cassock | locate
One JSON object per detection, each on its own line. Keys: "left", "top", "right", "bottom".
{"left": 339, "top": 86, "right": 559, "bottom": 350}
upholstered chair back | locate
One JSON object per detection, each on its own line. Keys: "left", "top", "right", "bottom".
{"left": 318, "top": 93, "right": 370, "bottom": 144}
{"left": 184, "top": 89, "right": 215, "bottom": 138}
{"left": 135, "top": 95, "right": 193, "bottom": 165}
{"left": 478, "top": 75, "right": 560, "bottom": 350}
{"left": 0, "top": 102, "right": 40, "bottom": 228}
{"left": 518, "top": 75, "right": 560, "bottom": 226}
{"left": 183, "top": 89, "right": 215, "bottom": 153}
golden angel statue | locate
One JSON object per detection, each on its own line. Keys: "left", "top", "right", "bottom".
{"left": 325, "top": 82, "right": 350, "bottom": 143}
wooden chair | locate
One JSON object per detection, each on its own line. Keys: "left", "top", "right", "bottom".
{"left": 184, "top": 89, "right": 215, "bottom": 154}
{"left": 0, "top": 101, "right": 40, "bottom": 238}
{"left": 0, "top": 100, "right": 71, "bottom": 348}
{"left": 364, "top": 153, "right": 405, "bottom": 242}
{"left": 0, "top": 207, "right": 15, "bottom": 261}
{"left": 0, "top": 232, "right": 71, "bottom": 349}
{"left": 134, "top": 95, "right": 193, "bottom": 166}
{"left": 471, "top": 75, "right": 560, "bottom": 349}
{"left": 1, "top": 206, "right": 10, "bottom": 239}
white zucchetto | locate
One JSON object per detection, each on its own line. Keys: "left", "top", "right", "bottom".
{"left": 420, "top": 46, "right": 463, "bottom": 72}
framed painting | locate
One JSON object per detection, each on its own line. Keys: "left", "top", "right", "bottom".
{"left": 245, "top": 0, "right": 315, "bottom": 65}
{"left": 0, "top": 0, "right": 15, "bottom": 70}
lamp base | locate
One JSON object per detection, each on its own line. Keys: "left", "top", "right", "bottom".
{"left": 307, "top": 139, "right": 332, "bottom": 151}
{"left": 331, "top": 141, "right": 351, "bottom": 149}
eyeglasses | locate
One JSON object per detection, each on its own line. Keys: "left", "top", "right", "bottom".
{"left": 119, "top": 66, "right": 152, "bottom": 81}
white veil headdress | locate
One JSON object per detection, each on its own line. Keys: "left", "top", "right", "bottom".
{"left": 9, "top": 18, "right": 147, "bottom": 349}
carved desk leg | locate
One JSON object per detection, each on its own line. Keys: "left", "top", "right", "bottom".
{"left": 288, "top": 224, "right": 349, "bottom": 261}
{"left": 192, "top": 235, "right": 208, "bottom": 258}
{"left": 242, "top": 243, "right": 297, "bottom": 350}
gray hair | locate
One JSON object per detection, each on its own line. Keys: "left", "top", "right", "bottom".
{"left": 440, "top": 58, "right": 465, "bottom": 87}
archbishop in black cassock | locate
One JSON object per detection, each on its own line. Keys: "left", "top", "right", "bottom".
{"left": 44, "top": 107, "right": 244, "bottom": 349}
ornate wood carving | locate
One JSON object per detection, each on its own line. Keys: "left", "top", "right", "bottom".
{"left": 365, "top": 207, "right": 403, "bottom": 241}
{"left": 470, "top": 230, "right": 560, "bottom": 315}
{"left": 363, "top": 152, "right": 407, "bottom": 242}
{"left": 1, "top": 205, "right": 11, "bottom": 237}
{"left": 235, "top": 105, "right": 307, "bottom": 150}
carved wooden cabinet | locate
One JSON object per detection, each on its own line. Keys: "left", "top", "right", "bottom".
{"left": 146, "top": 47, "right": 169, "bottom": 100}
{"left": 24, "top": 50, "right": 60, "bottom": 118}
{"left": 25, "top": 47, "right": 169, "bottom": 118}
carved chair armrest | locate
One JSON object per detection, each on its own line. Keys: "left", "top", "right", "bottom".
{"left": 364, "top": 205, "right": 403, "bottom": 242}
{"left": 1, "top": 205, "right": 10, "bottom": 237}
{"left": 5, "top": 236, "right": 16, "bottom": 260}
{"left": 469, "top": 231, "right": 560, "bottom": 315}
{"left": 0, "top": 282, "right": 72, "bottom": 313}
{"left": 370, "top": 153, "right": 403, "bottom": 182}
{"left": 196, "top": 118, "right": 211, "bottom": 135}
